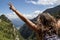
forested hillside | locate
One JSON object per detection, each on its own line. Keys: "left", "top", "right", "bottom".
{"left": 0, "top": 14, "right": 24, "bottom": 40}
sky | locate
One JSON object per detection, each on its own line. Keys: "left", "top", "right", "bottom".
{"left": 0, "top": 0, "right": 60, "bottom": 28}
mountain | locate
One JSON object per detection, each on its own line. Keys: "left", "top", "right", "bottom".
{"left": 0, "top": 14, "right": 24, "bottom": 40}
{"left": 19, "top": 5, "right": 60, "bottom": 40}
{"left": 19, "top": 17, "right": 38, "bottom": 40}
{"left": 11, "top": 18, "right": 24, "bottom": 28}
{"left": 43, "top": 5, "right": 60, "bottom": 18}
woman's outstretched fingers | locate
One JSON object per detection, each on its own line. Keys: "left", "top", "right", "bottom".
{"left": 8, "top": 2, "right": 16, "bottom": 11}
{"left": 8, "top": 2, "right": 13, "bottom": 9}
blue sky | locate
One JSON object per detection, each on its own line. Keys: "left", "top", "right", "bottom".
{"left": 0, "top": 0, "right": 60, "bottom": 27}
{"left": 0, "top": 0, "right": 60, "bottom": 19}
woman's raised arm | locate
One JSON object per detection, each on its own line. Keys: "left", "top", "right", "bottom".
{"left": 9, "top": 3, "right": 39, "bottom": 32}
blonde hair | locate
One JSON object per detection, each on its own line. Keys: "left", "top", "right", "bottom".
{"left": 36, "top": 13, "right": 57, "bottom": 38}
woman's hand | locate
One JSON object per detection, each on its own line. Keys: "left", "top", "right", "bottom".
{"left": 8, "top": 2, "right": 16, "bottom": 11}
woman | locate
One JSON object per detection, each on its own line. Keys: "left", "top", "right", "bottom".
{"left": 9, "top": 3, "right": 60, "bottom": 40}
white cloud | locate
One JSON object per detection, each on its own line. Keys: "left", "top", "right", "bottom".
{"left": 56, "top": 0, "right": 60, "bottom": 5}
{"left": 5, "top": 12, "right": 34, "bottom": 19}
{"left": 23, "top": 10, "right": 42, "bottom": 19}
{"left": 26, "top": 0, "right": 59, "bottom": 5}
{"left": 7, "top": 13, "right": 38, "bottom": 19}
{"left": 34, "top": 10, "right": 42, "bottom": 14}
{"left": 23, "top": 14, "right": 35, "bottom": 19}
{"left": 5, "top": 12, "right": 19, "bottom": 20}
{"left": 4, "top": 10, "right": 42, "bottom": 19}
{"left": 5, "top": 12, "right": 33, "bottom": 19}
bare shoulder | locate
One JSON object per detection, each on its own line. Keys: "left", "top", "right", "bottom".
{"left": 57, "top": 19, "right": 60, "bottom": 28}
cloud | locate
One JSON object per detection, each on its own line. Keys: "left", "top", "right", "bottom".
{"left": 56, "top": 0, "right": 60, "bottom": 5}
{"left": 26, "top": 0, "right": 59, "bottom": 5}
{"left": 5, "top": 12, "right": 19, "bottom": 20}
{"left": 4, "top": 10, "right": 42, "bottom": 19}
{"left": 23, "top": 14, "right": 35, "bottom": 19}
{"left": 5, "top": 12, "right": 33, "bottom": 19}
{"left": 5, "top": 12, "right": 34, "bottom": 19}
{"left": 23, "top": 10, "right": 42, "bottom": 19}
{"left": 34, "top": 10, "right": 42, "bottom": 14}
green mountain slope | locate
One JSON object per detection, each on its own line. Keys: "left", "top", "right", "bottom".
{"left": 43, "top": 5, "right": 60, "bottom": 18}
{"left": 0, "top": 14, "right": 24, "bottom": 40}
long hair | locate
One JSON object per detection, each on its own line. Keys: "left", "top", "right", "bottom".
{"left": 36, "top": 13, "right": 57, "bottom": 38}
